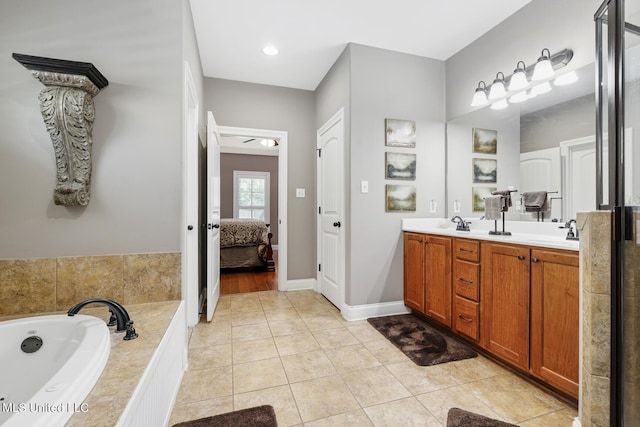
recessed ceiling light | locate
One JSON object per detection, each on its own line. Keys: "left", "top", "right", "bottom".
{"left": 262, "top": 46, "right": 279, "bottom": 56}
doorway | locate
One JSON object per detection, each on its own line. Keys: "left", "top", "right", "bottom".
{"left": 216, "top": 126, "right": 288, "bottom": 293}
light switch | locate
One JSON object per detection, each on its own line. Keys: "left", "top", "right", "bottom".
{"left": 429, "top": 199, "right": 437, "bottom": 213}
{"left": 296, "top": 188, "right": 305, "bottom": 198}
{"left": 361, "top": 181, "right": 368, "bottom": 193}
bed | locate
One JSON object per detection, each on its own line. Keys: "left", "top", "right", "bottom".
{"left": 219, "top": 218, "right": 274, "bottom": 271}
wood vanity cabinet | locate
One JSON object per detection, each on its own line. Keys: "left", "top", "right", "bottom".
{"left": 481, "top": 242, "right": 531, "bottom": 370}
{"left": 404, "top": 233, "right": 426, "bottom": 313}
{"left": 530, "top": 248, "right": 580, "bottom": 397}
{"left": 453, "top": 238, "right": 480, "bottom": 341}
{"left": 403, "top": 233, "right": 452, "bottom": 327}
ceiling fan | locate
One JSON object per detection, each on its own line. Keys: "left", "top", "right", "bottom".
{"left": 242, "top": 138, "right": 278, "bottom": 147}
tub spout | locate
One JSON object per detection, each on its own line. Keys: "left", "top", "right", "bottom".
{"left": 67, "top": 298, "right": 138, "bottom": 340}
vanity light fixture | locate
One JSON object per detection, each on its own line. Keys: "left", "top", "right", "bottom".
{"left": 262, "top": 45, "right": 279, "bottom": 56}
{"left": 531, "top": 81, "right": 552, "bottom": 95}
{"left": 532, "top": 48, "right": 555, "bottom": 81}
{"left": 471, "top": 81, "right": 489, "bottom": 107}
{"left": 490, "top": 99, "right": 509, "bottom": 110}
{"left": 509, "top": 91, "right": 529, "bottom": 104}
{"left": 470, "top": 48, "right": 573, "bottom": 110}
{"left": 488, "top": 72, "right": 507, "bottom": 100}
{"left": 508, "top": 61, "right": 529, "bottom": 91}
{"left": 554, "top": 70, "right": 578, "bottom": 86}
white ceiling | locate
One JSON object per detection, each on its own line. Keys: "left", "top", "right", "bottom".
{"left": 189, "top": 0, "right": 532, "bottom": 91}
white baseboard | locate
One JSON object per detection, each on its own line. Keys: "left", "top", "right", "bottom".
{"left": 342, "top": 300, "right": 410, "bottom": 321}
{"left": 284, "top": 278, "right": 317, "bottom": 291}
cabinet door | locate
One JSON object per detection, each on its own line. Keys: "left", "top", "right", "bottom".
{"left": 530, "top": 248, "right": 579, "bottom": 398}
{"left": 404, "top": 233, "right": 425, "bottom": 313}
{"left": 481, "top": 243, "right": 530, "bottom": 370}
{"left": 425, "top": 235, "right": 452, "bottom": 327}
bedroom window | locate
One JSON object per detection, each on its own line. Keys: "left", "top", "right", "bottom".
{"left": 233, "top": 171, "right": 270, "bottom": 223}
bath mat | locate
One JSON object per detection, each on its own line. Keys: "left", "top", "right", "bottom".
{"left": 367, "top": 314, "right": 477, "bottom": 366}
{"left": 172, "top": 405, "right": 277, "bottom": 427}
{"left": 447, "top": 407, "right": 518, "bottom": 427}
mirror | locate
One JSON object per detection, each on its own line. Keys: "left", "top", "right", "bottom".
{"left": 446, "top": 62, "right": 598, "bottom": 222}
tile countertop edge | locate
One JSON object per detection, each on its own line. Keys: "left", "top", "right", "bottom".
{"left": 402, "top": 219, "right": 579, "bottom": 252}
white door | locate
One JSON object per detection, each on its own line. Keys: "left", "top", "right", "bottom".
{"left": 519, "top": 147, "right": 562, "bottom": 220}
{"left": 206, "top": 112, "right": 221, "bottom": 321}
{"left": 317, "top": 109, "right": 345, "bottom": 310}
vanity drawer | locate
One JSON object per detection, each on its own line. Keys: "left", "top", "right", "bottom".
{"left": 454, "top": 296, "right": 479, "bottom": 341}
{"left": 454, "top": 239, "right": 480, "bottom": 262}
{"left": 454, "top": 260, "right": 479, "bottom": 301}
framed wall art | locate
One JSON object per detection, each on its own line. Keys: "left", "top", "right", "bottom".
{"left": 472, "top": 158, "right": 497, "bottom": 183}
{"left": 385, "top": 184, "right": 416, "bottom": 212}
{"left": 472, "top": 186, "right": 497, "bottom": 212}
{"left": 385, "top": 119, "right": 416, "bottom": 148}
{"left": 472, "top": 128, "right": 497, "bottom": 154}
{"left": 385, "top": 152, "right": 416, "bottom": 180}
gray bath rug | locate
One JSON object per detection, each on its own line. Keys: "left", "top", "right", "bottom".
{"left": 172, "top": 405, "right": 277, "bottom": 427}
{"left": 367, "top": 314, "right": 477, "bottom": 366}
{"left": 447, "top": 407, "right": 519, "bottom": 427}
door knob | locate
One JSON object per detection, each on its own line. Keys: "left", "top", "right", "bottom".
{"left": 208, "top": 223, "right": 221, "bottom": 230}
{"left": 213, "top": 224, "right": 220, "bottom": 229}
{"left": 187, "top": 225, "right": 193, "bottom": 230}
{"left": 333, "top": 221, "right": 341, "bottom": 228}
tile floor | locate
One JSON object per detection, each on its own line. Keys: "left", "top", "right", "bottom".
{"left": 169, "top": 290, "right": 577, "bottom": 426}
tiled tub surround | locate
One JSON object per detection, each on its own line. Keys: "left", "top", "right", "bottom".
{"left": 0, "top": 300, "right": 184, "bottom": 426}
{"left": 0, "top": 252, "right": 181, "bottom": 316}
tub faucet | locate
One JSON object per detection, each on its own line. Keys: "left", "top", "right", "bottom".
{"left": 562, "top": 219, "right": 579, "bottom": 241}
{"left": 451, "top": 216, "right": 470, "bottom": 231}
{"left": 67, "top": 298, "right": 138, "bottom": 340}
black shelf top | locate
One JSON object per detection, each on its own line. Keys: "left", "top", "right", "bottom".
{"left": 12, "top": 53, "right": 108, "bottom": 89}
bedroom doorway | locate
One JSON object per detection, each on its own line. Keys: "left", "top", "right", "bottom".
{"left": 215, "top": 126, "right": 288, "bottom": 294}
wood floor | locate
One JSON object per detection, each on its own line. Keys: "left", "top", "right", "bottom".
{"left": 220, "top": 251, "right": 278, "bottom": 295}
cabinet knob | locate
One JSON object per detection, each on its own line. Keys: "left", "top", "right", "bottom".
{"left": 518, "top": 255, "right": 525, "bottom": 260}
{"left": 532, "top": 257, "right": 539, "bottom": 263}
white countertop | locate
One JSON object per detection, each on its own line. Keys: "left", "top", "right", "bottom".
{"left": 402, "top": 218, "right": 579, "bottom": 251}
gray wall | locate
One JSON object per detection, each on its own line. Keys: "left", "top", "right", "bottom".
{"left": 348, "top": 44, "right": 446, "bottom": 305}
{"left": 521, "top": 94, "right": 595, "bottom": 153}
{"left": 446, "top": 0, "right": 601, "bottom": 121}
{"left": 447, "top": 108, "right": 521, "bottom": 220}
{"left": 204, "top": 78, "right": 316, "bottom": 280}
{"left": 220, "top": 153, "right": 279, "bottom": 245}
{"left": 0, "top": 0, "right": 186, "bottom": 259}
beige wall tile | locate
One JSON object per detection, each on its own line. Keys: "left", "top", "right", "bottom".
{"left": 123, "top": 252, "right": 180, "bottom": 304}
{"left": 0, "top": 258, "right": 56, "bottom": 315}
{"left": 583, "top": 292, "right": 611, "bottom": 377}
{"left": 56, "top": 255, "right": 124, "bottom": 310}
{"left": 579, "top": 211, "right": 611, "bottom": 295}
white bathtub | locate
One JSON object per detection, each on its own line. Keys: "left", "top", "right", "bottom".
{"left": 0, "top": 314, "right": 110, "bottom": 427}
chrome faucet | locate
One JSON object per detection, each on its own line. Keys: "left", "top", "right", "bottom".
{"left": 68, "top": 298, "right": 138, "bottom": 340}
{"left": 563, "top": 219, "right": 579, "bottom": 241}
{"left": 451, "top": 216, "right": 470, "bottom": 231}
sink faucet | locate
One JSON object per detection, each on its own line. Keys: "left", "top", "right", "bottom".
{"left": 68, "top": 298, "right": 138, "bottom": 340}
{"left": 563, "top": 219, "right": 579, "bottom": 241}
{"left": 451, "top": 216, "right": 470, "bottom": 231}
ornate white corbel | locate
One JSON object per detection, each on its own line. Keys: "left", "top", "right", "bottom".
{"left": 13, "top": 53, "right": 108, "bottom": 206}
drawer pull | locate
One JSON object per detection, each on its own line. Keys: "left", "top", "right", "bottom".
{"left": 459, "top": 248, "right": 475, "bottom": 253}
{"left": 458, "top": 314, "right": 473, "bottom": 323}
{"left": 458, "top": 277, "right": 473, "bottom": 284}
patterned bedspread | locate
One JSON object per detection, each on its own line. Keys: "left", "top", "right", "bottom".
{"left": 220, "top": 219, "right": 268, "bottom": 248}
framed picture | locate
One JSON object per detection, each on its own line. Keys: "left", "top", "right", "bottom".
{"left": 385, "top": 119, "right": 416, "bottom": 148}
{"left": 385, "top": 152, "right": 416, "bottom": 180}
{"left": 472, "top": 158, "right": 497, "bottom": 183}
{"left": 472, "top": 186, "right": 497, "bottom": 212}
{"left": 386, "top": 184, "right": 416, "bottom": 212}
{"left": 472, "top": 128, "right": 497, "bottom": 154}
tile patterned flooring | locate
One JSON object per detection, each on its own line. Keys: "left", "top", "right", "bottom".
{"left": 169, "top": 290, "right": 577, "bottom": 426}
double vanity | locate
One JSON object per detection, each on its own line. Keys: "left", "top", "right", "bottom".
{"left": 402, "top": 218, "right": 579, "bottom": 400}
